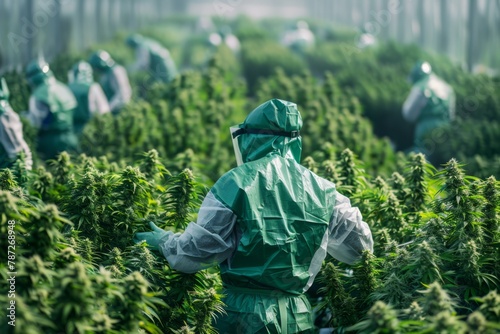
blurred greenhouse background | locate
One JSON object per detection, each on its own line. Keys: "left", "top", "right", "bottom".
{"left": 1, "top": 0, "right": 499, "bottom": 74}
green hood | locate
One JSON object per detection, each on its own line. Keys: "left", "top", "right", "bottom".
{"left": 126, "top": 33, "right": 145, "bottom": 48}
{"left": 237, "top": 99, "right": 302, "bottom": 164}
{"left": 26, "top": 60, "right": 54, "bottom": 88}
{"left": 409, "top": 61, "right": 432, "bottom": 84}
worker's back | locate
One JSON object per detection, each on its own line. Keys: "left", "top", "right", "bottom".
{"left": 99, "top": 64, "right": 132, "bottom": 114}
{"left": 215, "top": 154, "right": 336, "bottom": 293}
{"left": 414, "top": 74, "right": 454, "bottom": 124}
{"left": 32, "top": 78, "right": 76, "bottom": 134}
{"left": 31, "top": 78, "right": 78, "bottom": 158}
{"left": 144, "top": 39, "right": 178, "bottom": 82}
{"left": 0, "top": 100, "right": 32, "bottom": 169}
{"left": 68, "top": 81, "right": 92, "bottom": 135}
{"left": 412, "top": 74, "right": 455, "bottom": 150}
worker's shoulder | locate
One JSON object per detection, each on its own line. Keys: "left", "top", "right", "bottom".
{"left": 215, "top": 156, "right": 336, "bottom": 191}
{"left": 51, "top": 79, "right": 73, "bottom": 91}
{"left": 51, "top": 80, "right": 77, "bottom": 101}
{"left": 33, "top": 81, "right": 71, "bottom": 102}
{"left": 214, "top": 158, "right": 262, "bottom": 187}
{"left": 111, "top": 64, "right": 127, "bottom": 73}
{"left": 295, "top": 160, "right": 337, "bottom": 192}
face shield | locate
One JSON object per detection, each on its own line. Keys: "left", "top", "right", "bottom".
{"left": 230, "top": 125, "right": 244, "bottom": 166}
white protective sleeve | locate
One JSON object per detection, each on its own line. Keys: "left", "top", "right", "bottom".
{"left": 108, "top": 66, "right": 132, "bottom": 111}
{"left": 158, "top": 191, "right": 238, "bottom": 273}
{"left": 402, "top": 86, "right": 428, "bottom": 122}
{"left": 326, "top": 192, "right": 374, "bottom": 265}
{"left": 0, "top": 105, "right": 33, "bottom": 169}
{"left": 88, "top": 83, "right": 111, "bottom": 115}
{"left": 426, "top": 75, "right": 456, "bottom": 121}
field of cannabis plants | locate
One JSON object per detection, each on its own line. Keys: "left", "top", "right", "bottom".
{"left": 1, "top": 17, "right": 499, "bottom": 333}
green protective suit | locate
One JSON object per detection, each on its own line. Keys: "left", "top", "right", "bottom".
{"left": 413, "top": 74, "right": 454, "bottom": 149}
{"left": 32, "top": 79, "right": 78, "bottom": 159}
{"left": 100, "top": 67, "right": 116, "bottom": 101}
{"left": 143, "top": 39, "right": 178, "bottom": 83}
{"left": 156, "top": 99, "right": 373, "bottom": 333}
{"left": 405, "top": 74, "right": 455, "bottom": 152}
{"left": 98, "top": 64, "right": 132, "bottom": 114}
{"left": 68, "top": 80, "right": 91, "bottom": 136}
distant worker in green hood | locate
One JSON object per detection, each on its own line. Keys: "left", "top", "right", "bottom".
{"left": 134, "top": 99, "right": 374, "bottom": 333}
{"left": 88, "top": 50, "right": 132, "bottom": 114}
{"left": 126, "top": 34, "right": 178, "bottom": 83}
{"left": 403, "top": 61, "right": 455, "bottom": 154}
{"left": 24, "top": 59, "right": 79, "bottom": 160}
{"left": 68, "top": 61, "right": 110, "bottom": 136}
{"left": 208, "top": 26, "right": 241, "bottom": 54}
{"left": 282, "top": 20, "right": 315, "bottom": 53}
{"left": 0, "top": 77, "right": 33, "bottom": 170}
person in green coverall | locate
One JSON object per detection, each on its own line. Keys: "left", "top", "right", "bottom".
{"left": 0, "top": 77, "right": 33, "bottom": 170}
{"left": 403, "top": 61, "right": 455, "bottom": 154}
{"left": 24, "top": 60, "right": 79, "bottom": 160}
{"left": 126, "top": 34, "right": 178, "bottom": 83}
{"left": 68, "top": 61, "right": 110, "bottom": 136}
{"left": 281, "top": 21, "right": 315, "bottom": 54}
{"left": 134, "top": 99, "right": 374, "bottom": 333}
{"left": 88, "top": 50, "right": 132, "bottom": 114}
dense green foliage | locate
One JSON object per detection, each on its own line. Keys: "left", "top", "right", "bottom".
{"left": 312, "top": 152, "right": 500, "bottom": 332}
{"left": 0, "top": 151, "right": 224, "bottom": 334}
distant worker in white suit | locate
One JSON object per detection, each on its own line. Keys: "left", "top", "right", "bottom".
{"left": 68, "top": 61, "right": 110, "bottom": 136}
{"left": 282, "top": 20, "right": 315, "bottom": 53}
{"left": 88, "top": 50, "right": 132, "bottom": 114}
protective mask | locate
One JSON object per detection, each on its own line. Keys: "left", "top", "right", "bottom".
{"left": 230, "top": 125, "right": 244, "bottom": 166}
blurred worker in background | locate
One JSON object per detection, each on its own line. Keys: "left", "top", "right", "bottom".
{"left": 357, "top": 26, "right": 378, "bottom": 49}
{"left": 282, "top": 20, "right": 315, "bottom": 53}
{"left": 24, "top": 60, "right": 79, "bottom": 160}
{"left": 126, "top": 34, "right": 178, "bottom": 83}
{"left": 88, "top": 50, "right": 132, "bottom": 114}
{"left": 0, "top": 78, "right": 33, "bottom": 170}
{"left": 208, "top": 26, "right": 241, "bottom": 54}
{"left": 68, "top": 61, "right": 110, "bottom": 137}
{"left": 134, "top": 99, "right": 373, "bottom": 333}
{"left": 402, "top": 61, "right": 455, "bottom": 154}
